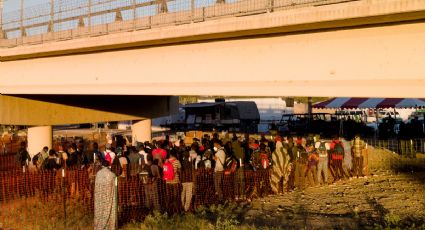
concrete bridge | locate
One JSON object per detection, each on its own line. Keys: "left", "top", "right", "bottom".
{"left": 0, "top": 0, "right": 425, "bottom": 155}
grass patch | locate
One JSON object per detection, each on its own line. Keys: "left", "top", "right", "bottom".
{"left": 0, "top": 197, "right": 93, "bottom": 230}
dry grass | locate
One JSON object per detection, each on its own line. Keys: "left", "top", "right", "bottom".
{"left": 0, "top": 197, "right": 93, "bottom": 230}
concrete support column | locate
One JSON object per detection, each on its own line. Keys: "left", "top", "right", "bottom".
{"left": 132, "top": 119, "right": 152, "bottom": 145}
{"left": 27, "top": 126, "right": 52, "bottom": 158}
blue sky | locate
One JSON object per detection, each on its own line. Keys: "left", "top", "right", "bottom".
{"left": 4, "top": 0, "right": 47, "bottom": 12}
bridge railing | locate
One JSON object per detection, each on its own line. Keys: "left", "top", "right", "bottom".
{"left": 0, "top": 0, "right": 359, "bottom": 48}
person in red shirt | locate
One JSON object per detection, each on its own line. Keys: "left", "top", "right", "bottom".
{"left": 152, "top": 143, "right": 168, "bottom": 168}
{"left": 330, "top": 135, "right": 346, "bottom": 181}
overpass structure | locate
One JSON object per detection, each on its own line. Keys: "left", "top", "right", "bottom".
{"left": 0, "top": 0, "right": 425, "bottom": 155}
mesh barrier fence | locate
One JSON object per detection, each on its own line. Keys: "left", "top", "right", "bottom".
{"left": 0, "top": 166, "right": 272, "bottom": 229}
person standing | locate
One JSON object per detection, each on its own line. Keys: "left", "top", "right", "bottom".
{"left": 16, "top": 141, "right": 30, "bottom": 170}
{"left": 180, "top": 151, "right": 195, "bottom": 212}
{"left": 213, "top": 140, "right": 226, "bottom": 201}
{"left": 103, "top": 144, "right": 116, "bottom": 167}
{"left": 292, "top": 138, "right": 308, "bottom": 190}
{"left": 330, "top": 136, "right": 345, "bottom": 181}
{"left": 36, "top": 146, "right": 49, "bottom": 169}
{"left": 44, "top": 149, "right": 61, "bottom": 171}
{"left": 128, "top": 146, "right": 141, "bottom": 177}
{"left": 271, "top": 136, "right": 286, "bottom": 194}
{"left": 92, "top": 142, "right": 104, "bottom": 165}
{"left": 316, "top": 140, "right": 330, "bottom": 185}
{"left": 285, "top": 136, "right": 295, "bottom": 191}
{"left": 341, "top": 137, "right": 352, "bottom": 177}
{"left": 305, "top": 143, "right": 319, "bottom": 187}
{"left": 231, "top": 135, "right": 245, "bottom": 200}
{"left": 351, "top": 135, "right": 366, "bottom": 178}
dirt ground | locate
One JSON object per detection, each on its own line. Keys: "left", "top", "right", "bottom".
{"left": 242, "top": 152, "right": 425, "bottom": 229}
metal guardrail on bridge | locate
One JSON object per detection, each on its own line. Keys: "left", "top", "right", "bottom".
{"left": 0, "top": 0, "right": 359, "bottom": 48}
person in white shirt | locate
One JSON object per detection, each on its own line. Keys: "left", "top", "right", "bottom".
{"left": 213, "top": 140, "right": 226, "bottom": 201}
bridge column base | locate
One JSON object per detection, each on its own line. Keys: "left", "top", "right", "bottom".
{"left": 132, "top": 119, "right": 152, "bottom": 145}
{"left": 27, "top": 126, "right": 52, "bottom": 158}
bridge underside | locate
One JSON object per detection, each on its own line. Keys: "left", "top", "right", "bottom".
{"left": 1, "top": 21, "right": 424, "bottom": 98}
{"left": 0, "top": 95, "right": 178, "bottom": 125}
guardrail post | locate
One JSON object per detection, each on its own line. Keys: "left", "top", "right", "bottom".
{"left": 20, "top": 0, "right": 26, "bottom": 37}
{"left": 0, "top": 0, "right": 5, "bottom": 39}
{"left": 88, "top": 0, "right": 92, "bottom": 35}
{"left": 132, "top": 0, "right": 136, "bottom": 31}
{"left": 48, "top": 0, "right": 54, "bottom": 32}
{"left": 191, "top": 0, "right": 195, "bottom": 22}
{"left": 268, "top": 0, "right": 274, "bottom": 13}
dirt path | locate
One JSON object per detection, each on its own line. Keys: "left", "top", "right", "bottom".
{"left": 244, "top": 171, "right": 425, "bottom": 229}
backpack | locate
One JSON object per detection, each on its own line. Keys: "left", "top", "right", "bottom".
{"left": 18, "top": 149, "right": 29, "bottom": 166}
{"left": 163, "top": 159, "right": 175, "bottom": 181}
{"left": 224, "top": 157, "right": 237, "bottom": 175}
{"left": 318, "top": 142, "right": 328, "bottom": 158}
{"left": 333, "top": 141, "right": 344, "bottom": 156}
{"left": 32, "top": 152, "right": 41, "bottom": 166}
{"left": 260, "top": 153, "right": 270, "bottom": 169}
{"left": 111, "top": 156, "right": 122, "bottom": 176}
{"left": 41, "top": 158, "right": 50, "bottom": 170}
{"left": 104, "top": 151, "right": 112, "bottom": 166}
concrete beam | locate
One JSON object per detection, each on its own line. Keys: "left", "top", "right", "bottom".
{"left": 1, "top": 0, "right": 425, "bottom": 61}
{"left": 0, "top": 95, "right": 178, "bottom": 125}
{"left": 0, "top": 22, "right": 424, "bottom": 98}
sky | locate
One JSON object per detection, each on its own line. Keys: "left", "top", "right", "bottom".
{"left": 4, "top": 0, "right": 48, "bottom": 13}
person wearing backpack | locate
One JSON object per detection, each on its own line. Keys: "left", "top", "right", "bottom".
{"left": 305, "top": 142, "right": 319, "bottom": 187}
{"left": 128, "top": 146, "right": 141, "bottom": 177}
{"left": 92, "top": 142, "right": 104, "bottom": 165}
{"left": 315, "top": 140, "right": 330, "bottom": 185}
{"left": 231, "top": 134, "right": 245, "bottom": 200}
{"left": 16, "top": 141, "right": 30, "bottom": 169}
{"left": 292, "top": 138, "right": 308, "bottom": 190}
{"left": 152, "top": 143, "right": 167, "bottom": 168}
{"left": 103, "top": 144, "right": 115, "bottom": 167}
{"left": 36, "top": 146, "right": 49, "bottom": 169}
{"left": 330, "top": 136, "right": 346, "bottom": 181}
{"left": 180, "top": 151, "right": 195, "bottom": 212}
{"left": 164, "top": 150, "right": 182, "bottom": 213}
{"left": 44, "top": 149, "right": 61, "bottom": 171}
{"left": 143, "top": 155, "right": 161, "bottom": 210}
{"left": 66, "top": 144, "right": 79, "bottom": 169}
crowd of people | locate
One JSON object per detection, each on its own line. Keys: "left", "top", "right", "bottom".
{"left": 14, "top": 132, "right": 369, "bottom": 213}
